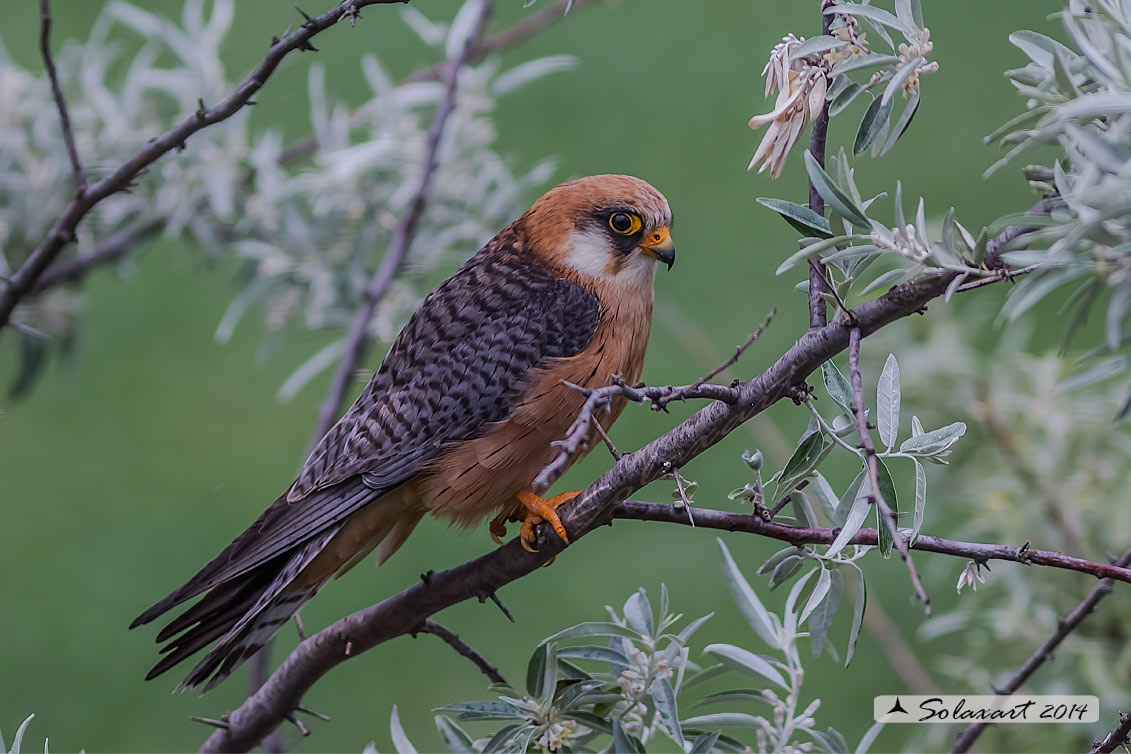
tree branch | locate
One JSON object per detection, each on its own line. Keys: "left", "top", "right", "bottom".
{"left": 806, "top": 0, "right": 835, "bottom": 329}
{"left": 276, "top": 0, "right": 602, "bottom": 165}
{"left": 306, "top": 0, "right": 493, "bottom": 453}
{"left": 848, "top": 326, "right": 931, "bottom": 612}
{"left": 27, "top": 218, "right": 165, "bottom": 293}
{"left": 416, "top": 620, "right": 508, "bottom": 686}
{"left": 0, "top": 0, "right": 411, "bottom": 331}
{"left": 950, "top": 546, "right": 1131, "bottom": 753}
{"left": 198, "top": 264, "right": 1023, "bottom": 752}
{"left": 1091, "top": 712, "right": 1131, "bottom": 754}
{"left": 39, "top": 0, "right": 85, "bottom": 197}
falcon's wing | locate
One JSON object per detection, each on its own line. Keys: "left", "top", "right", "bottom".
{"left": 134, "top": 238, "right": 599, "bottom": 624}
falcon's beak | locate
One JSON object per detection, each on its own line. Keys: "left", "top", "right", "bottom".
{"left": 640, "top": 226, "right": 676, "bottom": 270}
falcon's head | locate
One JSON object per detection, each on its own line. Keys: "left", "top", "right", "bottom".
{"left": 520, "top": 174, "right": 675, "bottom": 287}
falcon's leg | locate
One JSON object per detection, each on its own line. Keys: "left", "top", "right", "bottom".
{"left": 515, "top": 490, "right": 579, "bottom": 551}
{"left": 488, "top": 510, "right": 517, "bottom": 546}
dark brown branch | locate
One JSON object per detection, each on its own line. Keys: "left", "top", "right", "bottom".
{"left": 197, "top": 264, "right": 1024, "bottom": 752}
{"left": 39, "top": 0, "right": 85, "bottom": 196}
{"left": 1091, "top": 712, "right": 1131, "bottom": 754}
{"left": 28, "top": 219, "right": 165, "bottom": 293}
{"left": 416, "top": 620, "right": 508, "bottom": 686}
{"left": 982, "top": 196, "right": 1057, "bottom": 269}
{"left": 276, "top": 0, "right": 601, "bottom": 165}
{"left": 0, "top": 0, "right": 411, "bottom": 331}
{"left": 614, "top": 502, "right": 1131, "bottom": 584}
{"left": 950, "top": 547, "right": 1131, "bottom": 753}
{"left": 848, "top": 327, "right": 931, "bottom": 611}
{"left": 306, "top": 0, "right": 492, "bottom": 453}
{"left": 806, "top": 0, "right": 835, "bottom": 329}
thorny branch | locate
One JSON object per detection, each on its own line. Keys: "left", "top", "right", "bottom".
{"left": 848, "top": 327, "right": 931, "bottom": 612}
{"left": 200, "top": 264, "right": 1055, "bottom": 752}
{"left": 416, "top": 620, "right": 508, "bottom": 686}
{"left": 0, "top": 0, "right": 411, "bottom": 331}
{"left": 307, "top": 0, "right": 493, "bottom": 452}
{"left": 950, "top": 547, "right": 1131, "bottom": 754}
{"left": 39, "top": 0, "right": 85, "bottom": 197}
{"left": 1091, "top": 712, "right": 1131, "bottom": 754}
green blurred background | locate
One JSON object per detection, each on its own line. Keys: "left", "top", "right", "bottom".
{"left": 0, "top": 1, "right": 1069, "bottom": 752}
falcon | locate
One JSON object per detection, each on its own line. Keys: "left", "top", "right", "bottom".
{"left": 132, "top": 174, "right": 676, "bottom": 690}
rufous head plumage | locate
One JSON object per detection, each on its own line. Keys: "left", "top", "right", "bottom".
{"left": 518, "top": 174, "right": 675, "bottom": 288}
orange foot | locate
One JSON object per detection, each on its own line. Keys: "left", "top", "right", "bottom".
{"left": 488, "top": 510, "right": 516, "bottom": 546}
{"left": 515, "top": 489, "right": 579, "bottom": 552}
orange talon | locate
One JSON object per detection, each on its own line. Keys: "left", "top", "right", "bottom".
{"left": 489, "top": 512, "right": 510, "bottom": 546}
{"left": 515, "top": 489, "right": 578, "bottom": 549}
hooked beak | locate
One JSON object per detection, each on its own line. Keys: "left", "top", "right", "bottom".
{"left": 640, "top": 225, "right": 676, "bottom": 270}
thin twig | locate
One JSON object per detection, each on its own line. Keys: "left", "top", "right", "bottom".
{"left": 417, "top": 620, "right": 508, "bottom": 686}
{"left": 689, "top": 309, "right": 776, "bottom": 390}
{"left": 39, "top": 0, "right": 86, "bottom": 196}
{"left": 805, "top": 0, "right": 835, "bottom": 329}
{"left": 198, "top": 265, "right": 1035, "bottom": 753}
{"left": 28, "top": 219, "right": 165, "bottom": 293}
{"left": 276, "top": 0, "right": 601, "bottom": 164}
{"left": 950, "top": 547, "right": 1131, "bottom": 753}
{"left": 1091, "top": 712, "right": 1131, "bottom": 754}
{"left": 848, "top": 327, "right": 931, "bottom": 612}
{"left": 982, "top": 196, "right": 1057, "bottom": 270}
{"left": 0, "top": 0, "right": 411, "bottom": 330}
{"left": 307, "top": 0, "right": 493, "bottom": 452}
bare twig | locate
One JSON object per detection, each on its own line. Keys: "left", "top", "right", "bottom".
{"left": 28, "top": 219, "right": 165, "bottom": 293}
{"left": 688, "top": 309, "right": 776, "bottom": 389}
{"left": 982, "top": 196, "right": 1057, "bottom": 270}
{"left": 951, "top": 547, "right": 1131, "bottom": 753}
{"left": 39, "top": 0, "right": 85, "bottom": 196}
{"left": 276, "top": 0, "right": 601, "bottom": 164}
{"left": 848, "top": 327, "right": 931, "bottom": 612}
{"left": 805, "top": 0, "right": 835, "bottom": 329}
{"left": 417, "top": 620, "right": 508, "bottom": 686}
{"left": 0, "top": 0, "right": 411, "bottom": 331}
{"left": 307, "top": 0, "right": 493, "bottom": 452}
{"left": 1091, "top": 712, "right": 1131, "bottom": 754}
{"left": 199, "top": 265, "right": 1030, "bottom": 752}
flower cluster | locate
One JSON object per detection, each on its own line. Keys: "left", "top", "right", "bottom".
{"left": 748, "top": 35, "right": 830, "bottom": 178}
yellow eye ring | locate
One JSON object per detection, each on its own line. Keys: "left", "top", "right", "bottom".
{"left": 608, "top": 212, "right": 642, "bottom": 235}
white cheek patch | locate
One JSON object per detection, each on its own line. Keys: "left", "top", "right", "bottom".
{"left": 561, "top": 230, "right": 657, "bottom": 286}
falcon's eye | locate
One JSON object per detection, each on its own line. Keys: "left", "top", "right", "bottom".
{"left": 608, "top": 212, "right": 642, "bottom": 235}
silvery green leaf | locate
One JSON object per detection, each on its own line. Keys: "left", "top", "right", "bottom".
{"left": 809, "top": 568, "right": 844, "bottom": 658}
{"left": 803, "top": 150, "right": 870, "bottom": 227}
{"left": 883, "top": 59, "right": 920, "bottom": 107}
{"left": 877, "top": 88, "right": 920, "bottom": 156}
{"left": 434, "top": 716, "right": 475, "bottom": 754}
{"left": 822, "top": 244, "right": 882, "bottom": 264}
{"left": 1009, "top": 30, "right": 1074, "bottom": 68}
{"left": 690, "top": 731, "right": 723, "bottom": 753}
{"left": 899, "top": 421, "right": 966, "bottom": 455}
{"left": 613, "top": 720, "right": 642, "bottom": 754}
{"left": 823, "top": 360, "right": 855, "bottom": 415}
{"left": 826, "top": 4, "right": 914, "bottom": 36}
{"left": 790, "top": 35, "right": 849, "bottom": 61}
{"left": 855, "top": 720, "right": 887, "bottom": 754}
{"left": 480, "top": 724, "right": 520, "bottom": 754}
{"left": 680, "top": 713, "right": 765, "bottom": 729}
{"left": 556, "top": 645, "right": 629, "bottom": 665}
{"left": 1107, "top": 285, "right": 1131, "bottom": 350}
{"left": 390, "top": 706, "right": 418, "bottom": 754}
{"left": 492, "top": 56, "right": 576, "bottom": 96}
{"left": 435, "top": 701, "right": 526, "bottom": 721}
{"left": 911, "top": 415, "right": 925, "bottom": 436}
{"left": 769, "top": 555, "right": 805, "bottom": 590}
{"left": 784, "top": 567, "right": 817, "bottom": 639}
{"left": 539, "top": 621, "right": 642, "bottom": 645}
{"left": 830, "top": 81, "right": 867, "bottom": 116}
{"left": 830, "top": 53, "right": 901, "bottom": 77}
{"left": 757, "top": 197, "right": 833, "bottom": 238}
{"left": 717, "top": 540, "right": 781, "bottom": 649}
{"left": 446, "top": 0, "right": 484, "bottom": 58}
{"left": 876, "top": 354, "right": 900, "bottom": 450}
{"left": 875, "top": 458, "right": 898, "bottom": 558}
{"left": 811, "top": 471, "right": 844, "bottom": 526}
{"left": 854, "top": 95, "right": 893, "bottom": 156}
{"left": 623, "top": 589, "right": 654, "bottom": 637}
{"left": 702, "top": 644, "right": 787, "bottom": 688}
{"left": 944, "top": 273, "right": 968, "bottom": 304}
{"left": 911, "top": 458, "right": 927, "bottom": 543}
{"left": 845, "top": 564, "right": 867, "bottom": 667}
{"left": 859, "top": 268, "right": 914, "bottom": 297}
{"left": 800, "top": 566, "right": 833, "bottom": 625}
{"left": 772, "top": 432, "right": 833, "bottom": 501}
{"left": 1058, "top": 355, "right": 1130, "bottom": 391}
{"left": 677, "top": 613, "right": 714, "bottom": 645}
{"left": 399, "top": 6, "right": 446, "bottom": 46}
{"left": 826, "top": 471, "right": 870, "bottom": 558}
{"left": 777, "top": 234, "right": 865, "bottom": 275}
{"left": 792, "top": 490, "right": 819, "bottom": 528}
{"left": 651, "top": 677, "right": 685, "bottom": 749}
{"left": 277, "top": 340, "right": 346, "bottom": 402}
{"left": 1065, "top": 123, "right": 1131, "bottom": 170}
{"left": 757, "top": 546, "right": 799, "bottom": 575}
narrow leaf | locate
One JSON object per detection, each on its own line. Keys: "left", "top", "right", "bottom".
{"left": 876, "top": 354, "right": 900, "bottom": 450}
{"left": 717, "top": 540, "right": 781, "bottom": 649}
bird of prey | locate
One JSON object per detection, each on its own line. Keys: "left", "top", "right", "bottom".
{"left": 131, "top": 174, "right": 676, "bottom": 691}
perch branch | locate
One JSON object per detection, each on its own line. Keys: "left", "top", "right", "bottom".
{"left": 950, "top": 546, "right": 1131, "bottom": 753}
{"left": 1091, "top": 712, "right": 1131, "bottom": 754}
{"left": 416, "top": 620, "right": 508, "bottom": 686}
{"left": 307, "top": 0, "right": 492, "bottom": 452}
{"left": 198, "top": 263, "right": 1036, "bottom": 752}
{"left": 0, "top": 0, "right": 411, "bottom": 330}
{"left": 848, "top": 326, "right": 931, "bottom": 612}
{"left": 39, "top": 0, "right": 85, "bottom": 196}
